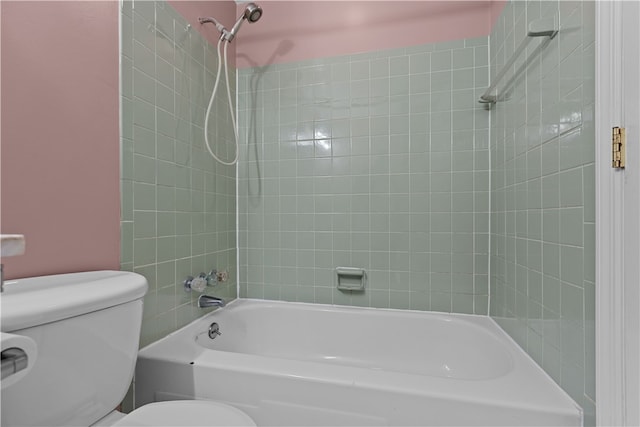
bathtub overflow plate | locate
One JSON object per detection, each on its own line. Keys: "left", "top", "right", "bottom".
{"left": 208, "top": 322, "right": 222, "bottom": 339}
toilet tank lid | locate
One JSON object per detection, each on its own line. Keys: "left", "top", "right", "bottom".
{"left": 1, "top": 271, "right": 148, "bottom": 332}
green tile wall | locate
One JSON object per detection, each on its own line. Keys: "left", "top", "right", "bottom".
{"left": 488, "top": 1, "right": 595, "bottom": 423}
{"left": 120, "top": 0, "right": 237, "bottom": 348}
{"left": 238, "top": 37, "right": 490, "bottom": 314}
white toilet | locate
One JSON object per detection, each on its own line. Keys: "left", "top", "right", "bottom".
{"left": 0, "top": 271, "right": 256, "bottom": 427}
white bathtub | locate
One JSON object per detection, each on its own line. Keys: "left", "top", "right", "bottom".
{"left": 135, "top": 299, "right": 581, "bottom": 426}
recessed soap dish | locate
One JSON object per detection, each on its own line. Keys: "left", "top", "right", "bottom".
{"left": 335, "top": 267, "right": 366, "bottom": 292}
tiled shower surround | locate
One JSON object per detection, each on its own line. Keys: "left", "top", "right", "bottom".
{"left": 120, "top": 0, "right": 596, "bottom": 421}
{"left": 120, "top": 0, "right": 237, "bottom": 347}
{"left": 238, "top": 38, "right": 491, "bottom": 314}
{"left": 489, "top": 0, "right": 595, "bottom": 423}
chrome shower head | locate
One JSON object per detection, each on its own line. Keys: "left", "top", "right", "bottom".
{"left": 243, "top": 3, "right": 263, "bottom": 23}
{"left": 227, "top": 2, "right": 262, "bottom": 42}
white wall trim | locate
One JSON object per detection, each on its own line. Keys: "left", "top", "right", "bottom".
{"left": 595, "top": 0, "right": 624, "bottom": 425}
{"left": 620, "top": 2, "right": 640, "bottom": 424}
{"left": 595, "top": 1, "right": 640, "bottom": 425}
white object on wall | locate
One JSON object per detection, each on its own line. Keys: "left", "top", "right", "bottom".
{"left": 0, "top": 235, "right": 25, "bottom": 257}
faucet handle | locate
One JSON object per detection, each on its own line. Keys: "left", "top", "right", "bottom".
{"left": 184, "top": 275, "right": 207, "bottom": 293}
{"left": 205, "top": 270, "right": 218, "bottom": 286}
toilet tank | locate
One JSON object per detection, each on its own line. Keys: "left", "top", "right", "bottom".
{"left": 1, "top": 271, "right": 148, "bottom": 427}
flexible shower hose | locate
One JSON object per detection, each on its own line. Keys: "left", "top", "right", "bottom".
{"left": 204, "top": 37, "right": 239, "bottom": 166}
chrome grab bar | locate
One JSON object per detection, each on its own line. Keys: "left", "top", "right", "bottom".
{"left": 480, "top": 16, "right": 558, "bottom": 107}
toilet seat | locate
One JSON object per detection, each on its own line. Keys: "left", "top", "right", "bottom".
{"left": 113, "top": 400, "right": 256, "bottom": 426}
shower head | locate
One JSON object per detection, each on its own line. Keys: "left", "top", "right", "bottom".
{"left": 227, "top": 2, "right": 262, "bottom": 42}
{"left": 243, "top": 3, "right": 263, "bottom": 23}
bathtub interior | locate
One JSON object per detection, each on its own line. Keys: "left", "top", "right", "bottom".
{"left": 193, "top": 301, "right": 514, "bottom": 380}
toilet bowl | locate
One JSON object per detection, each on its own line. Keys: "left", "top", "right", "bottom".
{"left": 0, "top": 271, "right": 255, "bottom": 427}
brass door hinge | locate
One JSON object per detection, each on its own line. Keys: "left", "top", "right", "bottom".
{"left": 612, "top": 127, "right": 626, "bottom": 168}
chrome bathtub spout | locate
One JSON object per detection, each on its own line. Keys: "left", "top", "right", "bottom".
{"left": 198, "top": 294, "right": 226, "bottom": 308}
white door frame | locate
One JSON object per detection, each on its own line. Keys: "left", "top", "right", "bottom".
{"left": 595, "top": 1, "right": 640, "bottom": 425}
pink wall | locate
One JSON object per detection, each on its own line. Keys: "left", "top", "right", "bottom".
{"left": 1, "top": 1, "right": 120, "bottom": 279}
{"left": 235, "top": 0, "right": 502, "bottom": 69}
